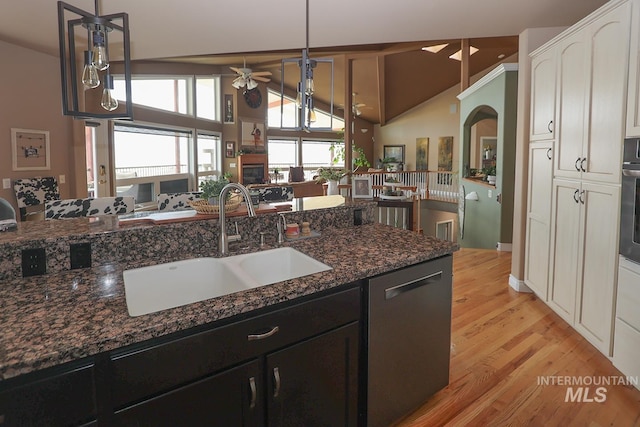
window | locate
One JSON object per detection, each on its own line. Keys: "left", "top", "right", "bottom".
{"left": 267, "top": 89, "right": 344, "bottom": 131}
{"left": 113, "top": 124, "right": 192, "bottom": 205}
{"left": 196, "top": 132, "right": 222, "bottom": 188}
{"left": 112, "top": 75, "right": 220, "bottom": 120}
{"left": 267, "top": 138, "right": 343, "bottom": 182}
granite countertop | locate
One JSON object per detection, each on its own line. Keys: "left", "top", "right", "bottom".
{"left": 0, "top": 223, "right": 457, "bottom": 381}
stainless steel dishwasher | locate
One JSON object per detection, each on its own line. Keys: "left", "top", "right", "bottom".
{"left": 364, "top": 255, "right": 453, "bottom": 427}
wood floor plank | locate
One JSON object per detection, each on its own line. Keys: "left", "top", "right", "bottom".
{"left": 394, "top": 248, "right": 640, "bottom": 427}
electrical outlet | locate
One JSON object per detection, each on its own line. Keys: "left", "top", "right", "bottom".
{"left": 21, "top": 248, "right": 46, "bottom": 277}
{"left": 59, "top": 174, "right": 66, "bottom": 184}
{"left": 2, "top": 178, "right": 10, "bottom": 189}
{"left": 488, "top": 189, "right": 493, "bottom": 198}
{"left": 70, "top": 243, "right": 92, "bottom": 269}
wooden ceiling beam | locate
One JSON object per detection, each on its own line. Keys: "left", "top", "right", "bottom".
{"left": 460, "top": 38, "right": 470, "bottom": 92}
{"left": 376, "top": 56, "right": 386, "bottom": 126}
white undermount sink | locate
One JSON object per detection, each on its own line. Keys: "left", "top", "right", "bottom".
{"left": 123, "top": 247, "right": 332, "bottom": 317}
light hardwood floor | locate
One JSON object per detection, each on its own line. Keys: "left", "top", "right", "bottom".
{"left": 395, "top": 248, "right": 640, "bottom": 427}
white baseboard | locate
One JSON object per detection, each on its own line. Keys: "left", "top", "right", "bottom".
{"left": 509, "top": 274, "right": 532, "bottom": 293}
{"left": 497, "top": 242, "right": 513, "bottom": 252}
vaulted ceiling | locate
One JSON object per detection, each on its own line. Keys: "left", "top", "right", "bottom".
{"left": 0, "top": 0, "right": 608, "bottom": 124}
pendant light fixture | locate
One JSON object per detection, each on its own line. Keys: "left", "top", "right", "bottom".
{"left": 280, "top": 0, "right": 333, "bottom": 132}
{"left": 58, "top": 0, "right": 133, "bottom": 119}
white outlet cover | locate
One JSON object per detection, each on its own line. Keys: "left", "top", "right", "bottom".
{"left": 488, "top": 189, "right": 493, "bottom": 198}
{"left": 2, "top": 178, "right": 10, "bottom": 189}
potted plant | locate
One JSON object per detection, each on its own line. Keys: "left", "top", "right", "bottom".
{"left": 483, "top": 166, "right": 497, "bottom": 185}
{"left": 315, "top": 168, "right": 346, "bottom": 195}
{"left": 200, "top": 172, "right": 232, "bottom": 204}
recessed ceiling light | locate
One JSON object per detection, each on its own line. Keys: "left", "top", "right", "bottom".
{"left": 449, "top": 46, "right": 479, "bottom": 61}
{"left": 422, "top": 43, "right": 449, "bottom": 53}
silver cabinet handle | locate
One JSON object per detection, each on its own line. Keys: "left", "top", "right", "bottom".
{"left": 273, "top": 367, "right": 281, "bottom": 398}
{"left": 248, "top": 326, "right": 279, "bottom": 341}
{"left": 573, "top": 189, "right": 580, "bottom": 203}
{"left": 623, "top": 168, "right": 640, "bottom": 177}
{"left": 385, "top": 271, "right": 443, "bottom": 300}
{"left": 548, "top": 120, "right": 553, "bottom": 133}
{"left": 546, "top": 148, "right": 552, "bottom": 160}
{"left": 574, "top": 157, "right": 581, "bottom": 171}
{"left": 580, "top": 157, "right": 586, "bottom": 172}
{"left": 249, "top": 377, "right": 257, "bottom": 409}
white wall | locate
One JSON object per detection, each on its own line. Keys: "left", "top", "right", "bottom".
{"left": 373, "top": 87, "right": 461, "bottom": 171}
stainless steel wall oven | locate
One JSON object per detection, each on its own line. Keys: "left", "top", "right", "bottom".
{"left": 621, "top": 138, "right": 640, "bottom": 263}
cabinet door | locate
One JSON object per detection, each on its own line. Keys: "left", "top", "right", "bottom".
{"left": 548, "top": 179, "right": 581, "bottom": 322}
{"left": 575, "top": 182, "right": 620, "bottom": 356}
{"left": 530, "top": 49, "right": 557, "bottom": 141}
{"left": 627, "top": 0, "right": 640, "bottom": 137}
{"left": 113, "top": 359, "right": 263, "bottom": 427}
{"left": 266, "top": 323, "right": 359, "bottom": 427}
{"left": 524, "top": 141, "right": 554, "bottom": 299}
{"left": 0, "top": 362, "right": 96, "bottom": 427}
{"left": 554, "top": 30, "right": 588, "bottom": 180}
{"left": 583, "top": 0, "right": 630, "bottom": 184}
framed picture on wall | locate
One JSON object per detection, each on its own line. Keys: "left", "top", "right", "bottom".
{"left": 11, "top": 128, "right": 50, "bottom": 171}
{"left": 225, "top": 141, "right": 235, "bottom": 158}
{"left": 224, "top": 94, "right": 234, "bottom": 124}
{"left": 383, "top": 145, "right": 405, "bottom": 163}
{"left": 241, "top": 120, "right": 265, "bottom": 152}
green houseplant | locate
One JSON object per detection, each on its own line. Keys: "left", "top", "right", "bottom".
{"left": 200, "top": 172, "right": 232, "bottom": 204}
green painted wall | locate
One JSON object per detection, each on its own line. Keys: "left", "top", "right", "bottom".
{"left": 458, "top": 66, "right": 518, "bottom": 249}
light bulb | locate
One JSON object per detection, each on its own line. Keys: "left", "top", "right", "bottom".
{"left": 295, "top": 82, "right": 302, "bottom": 108}
{"left": 81, "top": 51, "right": 100, "bottom": 89}
{"left": 305, "top": 76, "right": 314, "bottom": 95}
{"left": 101, "top": 74, "right": 118, "bottom": 111}
{"left": 309, "top": 108, "right": 317, "bottom": 123}
{"left": 91, "top": 31, "right": 109, "bottom": 71}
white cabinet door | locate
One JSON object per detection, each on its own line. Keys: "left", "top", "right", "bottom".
{"left": 583, "top": 1, "right": 630, "bottom": 184}
{"left": 554, "top": 31, "right": 588, "bottom": 180}
{"left": 627, "top": 0, "right": 640, "bottom": 137}
{"left": 574, "top": 182, "right": 620, "bottom": 356}
{"left": 524, "top": 141, "right": 554, "bottom": 299}
{"left": 530, "top": 49, "right": 556, "bottom": 141}
{"left": 548, "top": 179, "right": 582, "bottom": 323}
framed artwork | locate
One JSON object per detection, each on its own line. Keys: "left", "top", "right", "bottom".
{"left": 224, "top": 94, "right": 234, "bottom": 124}
{"left": 383, "top": 145, "right": 404, "bottom": 163}
{"left": 438, "top": 136, "right": 453, "bottom": 171}
{"left": 225, "top": 141, "right": 235, "bottom": 158}
{"left": 11, "top": 128, "right": 50, "bottom": 171}
{"left": 241, "top": 120, "right": 265, "bottom": 151}
{"left": 416, "top": 137, "right": 429, "bottom": 170}
{"left": 352, "top": 175, "right": 373, "bottom": 199}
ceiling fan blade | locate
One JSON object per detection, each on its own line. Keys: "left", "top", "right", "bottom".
{"left": 252, "top": 76, "right": 271, "bottom": 83}
{"left": 230, "top": 66, "right": 242, "bottom": 74}
{"left": 251, "top": 71, "right": 272, "bottom": 77}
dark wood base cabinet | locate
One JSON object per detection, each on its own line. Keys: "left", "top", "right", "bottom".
{"left": 0, "top": 286, "right": 361, "bottom": 427}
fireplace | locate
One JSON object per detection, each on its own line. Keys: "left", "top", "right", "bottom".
{"left": 238, "top": 154, "right": 268, "bottom": 185}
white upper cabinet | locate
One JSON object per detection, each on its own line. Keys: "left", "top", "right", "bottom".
{"left": 554, "top": 0, "right": 630, "bottom": 184}
{"left": 530, "top": 50, "right": 556, "bottom": 141}
{"left": 627, "top": 0, "right": 640, "bottom": 137}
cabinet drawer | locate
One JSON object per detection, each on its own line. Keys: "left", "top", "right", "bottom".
{"left": 0, "top": 362, "right": 96, "bottom": 427}
{"left": 613, "top": 319, "right": 640, "bottom": 390}
{"left": 110, "top": 286, "right": 360, "bottom": 408}
{"left": 617, "top": 259, "right": 640, "bottom": 330}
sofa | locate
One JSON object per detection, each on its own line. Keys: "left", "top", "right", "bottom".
{"left": 248, "top": 181, "right": 324, "bottom": 199}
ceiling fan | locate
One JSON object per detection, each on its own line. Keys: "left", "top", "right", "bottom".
{"left": 230, "top": 58, "right": 272, "bottom": 90}
{"left": 352, "top": 93, "right": 369, "bottom": 116}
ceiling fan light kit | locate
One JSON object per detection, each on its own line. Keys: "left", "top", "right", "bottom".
{"left": 57, "top": 0, "right": 133, "bottom": 119}
{"left": 230, "top": 60, "right": 272, "bottom": 91}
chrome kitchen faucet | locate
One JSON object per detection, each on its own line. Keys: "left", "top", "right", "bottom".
{"left": 218, "top": 183, "right": 256, "bottom": 256}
